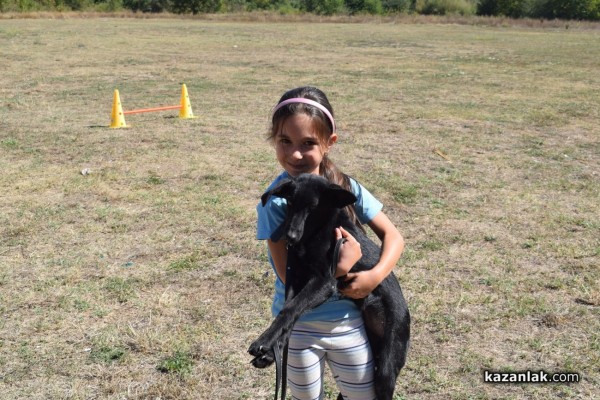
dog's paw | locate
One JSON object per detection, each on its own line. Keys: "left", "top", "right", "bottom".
{"left": 251, "top": 352, "right": 275, "bottom": 368}
{"left": 248, "top": 342, "right": 275, "bottom": 368}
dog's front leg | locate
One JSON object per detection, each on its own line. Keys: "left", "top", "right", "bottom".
{"left": 249, "top": 276, "right": 336, "bottom": 367}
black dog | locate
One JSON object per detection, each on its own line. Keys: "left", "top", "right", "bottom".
{"left": 249, "top": 173, "right": 410, "bottom": 400}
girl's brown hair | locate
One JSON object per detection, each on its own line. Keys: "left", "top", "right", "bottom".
{"left": 269, "top": 86, "right": 363, "bottom": 228}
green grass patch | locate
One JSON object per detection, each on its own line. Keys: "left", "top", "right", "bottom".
{"left": 157, "top": 350, "right": 194, "bottom": 376}
{"left": 90, "top": 345, "right": 127, "bottom": 364}
{"left": 103, "top": 277, "right": 137, "bottom": 303}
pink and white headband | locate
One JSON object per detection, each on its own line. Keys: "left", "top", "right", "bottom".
{"left": 272, "top": 98, "right": 336, "bottom": 133}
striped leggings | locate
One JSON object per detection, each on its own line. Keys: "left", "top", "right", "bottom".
{"left": 286, "top": 317, "right": 376, "bottom": 400}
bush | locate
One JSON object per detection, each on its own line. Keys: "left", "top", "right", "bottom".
{"left": 476, "top": 0, "right": 533, "bottom": 18}
{"left": 63, "top": 0, "right": 93, "bottom": 10}
{"left": 591, "top": 0, "right": 600, "bottom": 19}
{"left": 382, "top": 0, "right": 411, "bottom": 12}
{"left": 91, "top": 0, "right": 123, "bottom": 10}
{"left": 246, "top": 0, "right": 283, "bottom": 10}
{"left": 477, "top": 0, "right": 600, "bottom": 19}
{"left": 345, "top": 0, "right": 383, "bottom": 14}
{"left": 219, "top": 0, "right": 246, "bottom": 12}
{"left": 529, "top": 0, "right": 600, "bottom": 20}
{"left": 303, "top": 0, "right": 345, "bottom": 15}
{"left": 172, "top": 0, "right": 221, "bottom": 13}
{"left": 123, "top": 0, "right": 169, "bottom": 12}
{"left": 7, "top": 0, "right": 65, "bottom": 11}
{"left": 416, "top": 0, "right": 476, "bottom": 15}
{"left": 476, "top": 0, "right": 497, "bottom": 15}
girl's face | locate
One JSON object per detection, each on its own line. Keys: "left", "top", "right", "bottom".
{"left": 275, "top": 113, "right": 337, "bottom": 177}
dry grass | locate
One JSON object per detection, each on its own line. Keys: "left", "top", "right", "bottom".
{"left": 0, "top": 16, "right": 598, "bottom": 400}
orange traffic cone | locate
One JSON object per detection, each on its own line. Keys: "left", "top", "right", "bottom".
{"left": 110, "top": 89, "right": 128, "bottom": 128}
{"left": 179, "top": 84, "right": 196, "bottom": 119}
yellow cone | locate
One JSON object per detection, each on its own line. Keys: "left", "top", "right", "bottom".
{"left": 110, "top": 89, "right": 128, "bottom": 128}
{"left": 179, "top": 84, "right": 196, "bottom": 119}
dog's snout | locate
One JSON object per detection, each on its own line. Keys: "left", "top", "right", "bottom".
{"left": 286, "top": 209, "right": 309, "bottom": 245}
{"left": 286, "top": 229, "right": 301, "bottom": 245}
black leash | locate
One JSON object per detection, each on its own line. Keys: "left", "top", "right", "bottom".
{"left": 271, "top": 237, "right": 347, "bottom": 400}
{"left": 273, "top": 339, "right": 283, "bottom": 400}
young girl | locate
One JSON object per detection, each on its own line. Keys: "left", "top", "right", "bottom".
{"left": 257, "top": 86, "right": 404, "bottom": 400}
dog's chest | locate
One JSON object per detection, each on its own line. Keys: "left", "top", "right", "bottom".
{"left": 288, "top": 239, "right": 333, "bottom": 276}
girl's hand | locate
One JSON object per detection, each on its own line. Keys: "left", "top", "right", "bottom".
{"left": 334, "top": 227, "right": 362, "bottom": 278}
{"left": 339, "top": 270, "right": 380, "bottom": 299}
{"left": 334, "top": 225, "right": 387, "bottom": 299}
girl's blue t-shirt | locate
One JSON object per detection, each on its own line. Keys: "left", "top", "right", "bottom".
{"left": 256, "top": 171, "right": 383, "bottom": 322}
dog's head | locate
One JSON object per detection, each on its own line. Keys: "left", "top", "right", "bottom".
{"left": 261, "top": 174, "right": 356, "bottom": 246}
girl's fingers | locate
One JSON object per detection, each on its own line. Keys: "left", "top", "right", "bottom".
{"left": 335, "top": 227, "right": 342, "bottom": 240}
{"left": 338, "top": 226, "right": 358, "bottom": 244}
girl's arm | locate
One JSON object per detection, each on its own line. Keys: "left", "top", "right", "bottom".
{"left": 267, "top": 239, "right": 288, "bottom": 284}
{"left": 339, "top": 211, "right": 404, "bottom": 299}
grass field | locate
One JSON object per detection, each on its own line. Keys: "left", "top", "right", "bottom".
{"left": 1, "top": 15, "right": 599, "bottom": 400}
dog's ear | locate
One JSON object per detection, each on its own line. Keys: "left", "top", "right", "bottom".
{"left": 261, "top": 179, "right": 295, "bottom": 206}
{"left": 327, "top": 183, "right": 357, "bottom": 208}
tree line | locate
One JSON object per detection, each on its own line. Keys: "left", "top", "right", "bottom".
{"left": 2, "top": 0, "right": 599, "bottom": 20}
